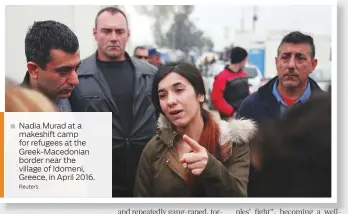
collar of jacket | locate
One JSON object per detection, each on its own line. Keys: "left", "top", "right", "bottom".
{"left": 156, "top": 114, "right": 257, "bottom": 148}
{"left": 224, "top": 65, "right": 242, "bottom": 73}
{"left": 78, "top": 51, "right": 157, "bottom": 76}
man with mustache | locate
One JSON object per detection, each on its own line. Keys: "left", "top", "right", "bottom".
{"left": 21, "top": 20, "right": 80, "bottom": 112}
{"left": 70, "top": 7, "right": 158, "bottom": 197}
{"left": 237, "top": 31, "right": 324, "bottom": 197}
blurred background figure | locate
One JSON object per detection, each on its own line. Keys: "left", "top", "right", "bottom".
{"left": 250, "top": 91, "right": 331, "bottom": 197}
{"left": 6, "top": 79, "right": 57, "bottom": 112}
{"left": 5, "top": 79, "right": 92, "bottom": 197}
{"left": 133, "top": 46, "right": 149, "bottom": 62}
{"left": 195, "top": 52, "right": 217, "bottom": 74}
{"left": 148, "top": 48, "right": 163, "bottom": 68}
{"left": 211, "top": 47, "right": 250, "bottom": 120}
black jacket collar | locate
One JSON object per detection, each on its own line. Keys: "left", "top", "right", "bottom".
{"left": 255, "top": 76, "right": 323, "bottom": 119}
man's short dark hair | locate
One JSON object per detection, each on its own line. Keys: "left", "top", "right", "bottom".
{"left": 277, "top": 31, "right": 316, "bottom": 58}
{"left": 95, "top": 6, "right": 128, "bottom": 28}
{"left": 133, "top": 46, "right": 146, "bottom": 55}
{"left": 230, "top": 46, "right": 248, "bottom": 64}
{"left": 25, "top": 20, "right": 79, "bottom": 70}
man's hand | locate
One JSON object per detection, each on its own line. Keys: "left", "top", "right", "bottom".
{"left": 179, "top": 134, "right": 208, "bottom": 175}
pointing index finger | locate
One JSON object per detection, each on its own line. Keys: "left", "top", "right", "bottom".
{"left": 183, "top": 134, "right": 202, "bottom": 152}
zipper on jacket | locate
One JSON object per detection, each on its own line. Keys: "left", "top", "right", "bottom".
{"left": 125, "top": 138, "right": 130, "bottom": 148}
{"left": 125, "top": 137, "right": 131, "bottom": 191}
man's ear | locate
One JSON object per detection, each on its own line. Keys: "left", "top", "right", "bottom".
{"left": 309, "top": 58, "right": 318, "bottom": 74}
{"left": 275, "top": 56, "right": 281, "bottom": 74}
{"left": 93, "top": 28, "right": 97, "bottom": 41}
{"left": 127, "top": 28, "right": 130, "bottom": 41}
{"left": 27, "top": 62, "right": 40, "bottom": 80}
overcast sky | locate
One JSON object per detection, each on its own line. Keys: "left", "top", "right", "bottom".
{"left": 125, "top": 5, "right": 332, "bottom": 50}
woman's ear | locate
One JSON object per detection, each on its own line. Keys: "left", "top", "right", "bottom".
{"left": 198, "top": 94, "right": 205, "bottom": 103}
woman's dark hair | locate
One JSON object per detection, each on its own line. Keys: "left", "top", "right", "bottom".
{"left": 152, "top": 62, "right": 206, "bottom": 115}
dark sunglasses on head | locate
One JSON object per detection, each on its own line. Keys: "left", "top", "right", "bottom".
{"left": 135, "top": 55, "right": 148, "bottom": 60}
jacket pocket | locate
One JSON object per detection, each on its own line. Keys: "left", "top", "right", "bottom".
{"left": 81, "top": 94, "right": 109, "bottom": 112}
{"left": 83, "top": 95, "right": 102, "bottom": 101}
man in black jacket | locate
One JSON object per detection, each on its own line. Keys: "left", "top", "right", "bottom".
{"left": 237, "top": 31, "right": 324, "bottom": 197}
{"left": 69, "top": 6, "right": 158, "bottom": 197}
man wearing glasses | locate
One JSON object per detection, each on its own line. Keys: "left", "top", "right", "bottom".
{"left": 133, "top": 46, "right": 149, "bottom": 62}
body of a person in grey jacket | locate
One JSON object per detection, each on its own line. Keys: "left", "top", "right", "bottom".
{"left": 69, "top": 6, "right": 158, "bottom": 197}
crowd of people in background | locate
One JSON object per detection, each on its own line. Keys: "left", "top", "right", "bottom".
{"left": 133, "top": 46, "right": 163, "bottom": 69}
{"left": 6, "top": 6, "right": 332, "bottom": 198}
